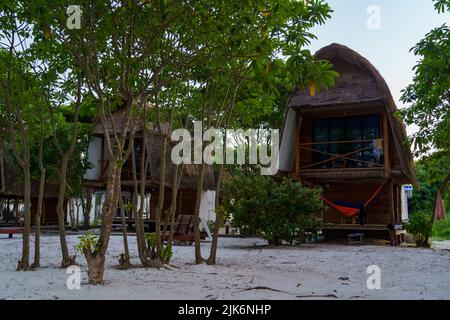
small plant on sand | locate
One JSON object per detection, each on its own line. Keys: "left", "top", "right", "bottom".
{"left": 145, "top": 233, "right": 172, "bottom": 260}
{"left": 404, "top": 211, "right": 433, "bottom": 247}
{"left": 75, "top": 231, "right": 100, "bottom": 255}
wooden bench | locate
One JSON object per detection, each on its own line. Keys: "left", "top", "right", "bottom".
{"left": 0, "top": 227, "right": 24, "bottom": 238}
{"left": 161, "top": 215, "right": 195, "bottom": 245}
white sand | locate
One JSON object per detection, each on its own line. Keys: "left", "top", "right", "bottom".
{"left": 1, "top": 234, "right": 449, "bottom": 300}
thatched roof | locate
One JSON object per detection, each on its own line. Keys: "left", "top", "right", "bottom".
{"left": 91, "top": 107, "right": 171, "bottom": 136}
{"left": 90, "top": 107, "right": 215, "bottom": 191}
{"left": 287, "top": 43, "right": 417, "bottom": 185}
{"left": 145, "top": 132, "right": 216, "bottom": 190}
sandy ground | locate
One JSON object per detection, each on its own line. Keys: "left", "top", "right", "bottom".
{"left": 0, "top": 234, "right": 449, "bottom": 300}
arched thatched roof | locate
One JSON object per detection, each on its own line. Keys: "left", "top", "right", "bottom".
{"left": 90, "top": 107, "right": 216, "bottom": 191}
{"left": 286, "top": 43, "right": 417, "bottom": 185}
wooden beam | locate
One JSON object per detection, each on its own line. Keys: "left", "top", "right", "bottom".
{"left": 382, "top": 112, "right": 390, "bottom": 175}
{"left": 389, "top": 180, "right": 395, "bottom": 225}
{"left": 396, "top": 184, "right": 402, "bottom": 224}
{"left": 295, "top": 113, "right": 300, "bottom": 175}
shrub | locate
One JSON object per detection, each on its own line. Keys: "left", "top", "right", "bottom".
{"left": 75, "top": 231, "right": 99, "bottom": 254}
{"left": 145, "top": 232, "right": 172, "bottom": 260}
{"left": 222, "top": 173, "right": 324, "bottom": 245}
{"left": 433, "top": 215, "right": 450, "bottom": 239}
{"left": 404, "top": 211, "right": 433, "bottom": 247}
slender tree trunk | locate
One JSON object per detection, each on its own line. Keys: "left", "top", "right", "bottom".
{"left": 206, "top": 164, "right": 223, "bottom": 265}
{"left": 154, "top": 136, "right": 167, "bottom": 261}
{"left": 32, "top": 106, "right": 46, "bottom": 269}
{"left": 132, "top": 140, "right": 151, "bottom": 266}
{"left": 165, "top": 165, "right": 183, "bottom": 264}
{"left": 17, "top": 163, "right": 31, "bottom": 270}
{"left": 82, "top": 188, "right": 93, "bottom": 229}
{"left": 118, "top": 192, "right": 131, "bottom": 268}
{"left": 56, "top": 155, "right": 74, "bottom": 267}
{"left": 84, "top": 162, "right": 121, "bottom": 284}
{"left": 33, "top": 168, "right": 45, "bottom": 268}
{"left": 193, "top": 163, "right": 205, "bottom": 264}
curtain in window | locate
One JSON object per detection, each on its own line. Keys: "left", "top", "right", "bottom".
{"left": 312, "top": 114, "right": 381, "bottom": 169}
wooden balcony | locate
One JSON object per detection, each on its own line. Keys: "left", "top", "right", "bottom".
{"left": 295, "top": 139, "right": 387, "bottom": 181}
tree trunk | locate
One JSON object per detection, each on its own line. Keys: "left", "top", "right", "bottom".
{"left": 131, "top": 140, "right": 152, "bottom": 266}
{"left": 17, "top": 163, "right": 31, "bottom": 271}
{"left": 32, "top": 168, "right": 45, "bottom": 268}
{"left": 165, "top": 165, "right": 183, "bottom": 264}
{"left": 207, "top": 164, "right": 223, "bottom": 265}
{"left": 84, "top": 162, "right": 121, "bottom": 284}
{"left": 56, "top": 155, "right": 74, "bottom": 267}
{"left": 193, "top": 163, "right": 205, "bottom": 264}
{"left": 154, "top": 136, "right": 167, "bottom": 260}
{"left": 82, "top": 188, "right": 93, "bottom": 229}
{"left": 84, "top": 250, "right": 106, "bottom": 285}
{"left": 118, "top": 192, "right": 131, "bottom": 268}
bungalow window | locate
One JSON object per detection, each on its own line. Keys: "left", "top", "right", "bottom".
{"left": 312, "top": 114, "right": 382, "bottom": 169}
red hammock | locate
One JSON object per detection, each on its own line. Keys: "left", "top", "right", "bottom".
{"left": 320, "top": 181, "right": 387, "bottom": 217}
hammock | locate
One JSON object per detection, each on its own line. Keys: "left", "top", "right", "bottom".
{"left": 321, "top": 180, "right": 388, "bottom": 223}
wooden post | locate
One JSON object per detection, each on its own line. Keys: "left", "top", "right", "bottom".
{"left": 389, "top": 180, "right": 395, "bottom": 224}
{"left": 396, "top": 184, "right": 401, "bottom": 224}
{"left": 382, "top": 112, "right": 390, "bottom": 176}
{"left": 388, "top": 180, "right": 397, "bottom": 245}
{"left": 295, "top": 113, "right": 300, "bottom": 176}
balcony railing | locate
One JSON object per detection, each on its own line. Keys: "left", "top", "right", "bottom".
{"left": 298, "top": 139, "right": 384, "bottom": 170}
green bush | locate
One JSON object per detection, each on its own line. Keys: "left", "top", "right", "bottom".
{"left": 222, "top": 173, "right": 324, "bottom": 245}
{"left": 145, "top": 232, "right": 172, "bottom": 260}
{"left": 404, "top": 211, "right": 433, "bottom": 247}
{"left": 433, "top": 216, "right": 450, "bottom": 239}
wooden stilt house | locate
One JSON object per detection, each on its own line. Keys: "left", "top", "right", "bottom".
{"left": 82, "top": 107, "right": 216, "bottom": 231}
{"left": 279, "top": 44, "right": 417, "bottom": 242}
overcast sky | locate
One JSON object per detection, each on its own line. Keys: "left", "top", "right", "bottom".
{"left": 307, "top": 0, "right": 450, "bottom": 136}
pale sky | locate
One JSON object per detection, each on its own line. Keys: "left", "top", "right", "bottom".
{"left": 307, "top": 0, "right": 450, "bottom": 136}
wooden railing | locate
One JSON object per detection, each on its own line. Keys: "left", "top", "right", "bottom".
{"left": 298, "top": 139, "right": 384, "bottom": 170}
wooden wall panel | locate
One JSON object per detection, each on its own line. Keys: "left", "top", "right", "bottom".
{"left": 320, "top": 182, "right": 392, "bottom": 225}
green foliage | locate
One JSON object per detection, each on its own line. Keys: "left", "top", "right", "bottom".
{"left": 433, "top": 216, "right": 450, "bottom": 240}
{"left": 222, "top": 173, "right": 324, "bottom": 245}
{"left": 434, "top": 0, "right": 450, "bottom": 13}
{"left": 400, "top": 1, "right": 449, "bottom": 174}
{"left": 75, "top": 231, "right": 100, "bottom": 254}
{"left": 409, "top": 163, "right": 437, "bottom": 215}
{"left": 404, "top": 211, "right": 433, "bottom": 247}
{"left": 145, "top": 233, "right": 172, "bottom": 260}
{"left": 145, "top": 232, "right": 157, "bottom": 249}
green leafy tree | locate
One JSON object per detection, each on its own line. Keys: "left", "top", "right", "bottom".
{"left": 400, "top": 0, "right": 450, "bottom": 243}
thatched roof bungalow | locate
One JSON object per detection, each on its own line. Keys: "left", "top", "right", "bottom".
{"left": 83, "top": 107, "right": 216, "bottom": 222}
{"left": 279, "top": 43, "right": 416, "bottom": 243}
